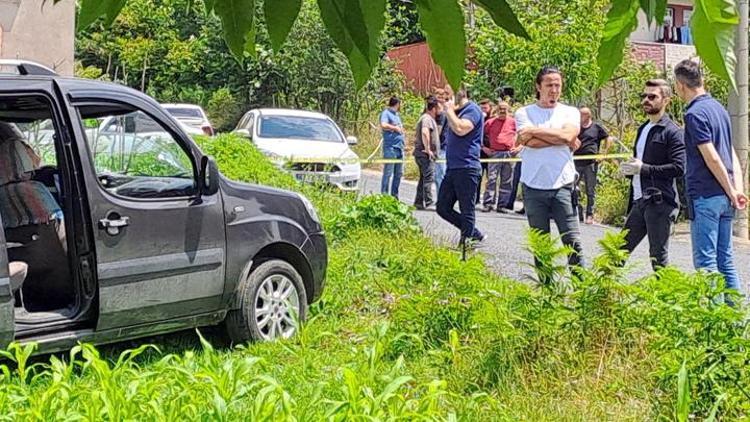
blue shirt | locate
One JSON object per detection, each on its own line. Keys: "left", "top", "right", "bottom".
{"left": 684, "top": 94, "right": 734, "bottom": 199}
{"left": 445, "top": 102, "right": 484, "bottom": 170}
{"left": 380, "top": 108, "right": 405, "bottom": 150}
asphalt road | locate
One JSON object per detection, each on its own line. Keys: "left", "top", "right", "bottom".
{"left": 359, "top": 170, "right": 750, "bottom": 288}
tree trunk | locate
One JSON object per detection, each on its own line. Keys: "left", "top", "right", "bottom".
{"left": 729, "top": 0, "right": 749, "bottom": 242}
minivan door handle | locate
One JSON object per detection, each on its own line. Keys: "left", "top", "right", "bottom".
{"left": 99, "top": 213, "right": 130, "bottom": 236}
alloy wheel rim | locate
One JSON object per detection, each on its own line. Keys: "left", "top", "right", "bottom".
{"left": 254, "top": 273, "right": 300, "bottom": 340}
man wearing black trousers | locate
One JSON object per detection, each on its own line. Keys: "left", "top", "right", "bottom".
{"left": 437, "top": 88, "right": 486, "bottom": 248}
{"left": 620, "top": 79, "right": 685, "bottom": 270}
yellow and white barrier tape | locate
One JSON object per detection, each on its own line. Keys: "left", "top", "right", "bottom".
{"left": 275, "top": 153, "right": 632, "bottom": 165}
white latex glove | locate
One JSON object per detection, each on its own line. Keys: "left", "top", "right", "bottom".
{"left": 620, "top": 158, "right": 643, "bottom": 176}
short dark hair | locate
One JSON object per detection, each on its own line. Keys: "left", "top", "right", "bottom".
{"left": 674, "top": 60, "right": 703, "bottom": 89}
{"left": 535, "top": 66, "right": 562, "bottom": 99}
{"left": 425, "top": 95, "right": 439, "bottom": 112}
{"left": 388, "top": 96, "right": 400, "bottom": 107}
{"left": 479, "top": 98, "right": 492, "bottom": 106}
{"left": 645, "top": 78, "right": 673, "bottom": 98}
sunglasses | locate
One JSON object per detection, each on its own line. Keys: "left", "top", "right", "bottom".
{"left": 639, "top": 93, "right": 658, "bottom": 101}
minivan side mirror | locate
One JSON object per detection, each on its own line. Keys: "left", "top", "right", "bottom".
{"left": 199, "top": 155, "right": 220, "bottom": 196}
{"left": 346, "top": 135, "right": 358, "bottom": 145}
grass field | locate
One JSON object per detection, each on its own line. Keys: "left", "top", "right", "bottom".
{"left": 0, "top": 134, "right": 747, "bottom": 420}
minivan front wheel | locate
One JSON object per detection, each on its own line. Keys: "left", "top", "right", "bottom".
{"left": 225, "top": 259, "right": 308, "bottom": 343}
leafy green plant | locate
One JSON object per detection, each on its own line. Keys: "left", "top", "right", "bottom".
{"left": 331, "top": 194, "right": 421, "bottom": 240}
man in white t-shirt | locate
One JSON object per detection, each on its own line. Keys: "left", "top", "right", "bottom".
{"left": 515, "top": 66, "right": 584, "bottom": 276}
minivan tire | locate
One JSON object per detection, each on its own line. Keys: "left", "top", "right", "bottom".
{"left": 225, "top": 259, "right": 308, "bottom": 344}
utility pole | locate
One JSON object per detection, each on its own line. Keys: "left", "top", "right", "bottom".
{"left": 729, "top": 0, "right": 749, "bottom": 241}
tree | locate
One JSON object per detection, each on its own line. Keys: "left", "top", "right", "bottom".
{"left": 69, "top": 0, "right": 739, "bottom": 92}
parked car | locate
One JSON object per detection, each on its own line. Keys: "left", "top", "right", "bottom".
{"left": 162, "top": 103, "right": 214, "bottom": 136}
{"left": 0, "top": 60, "right": 327, "bottom": 353}
{"left": 232, "top": 109, "right": 361, "bottom": 191}
{"left": 101, "top": 113, "right": 205, "bottom": 137}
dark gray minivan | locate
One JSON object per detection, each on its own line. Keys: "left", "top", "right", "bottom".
{"left": 0, "top": 61, "right": 326, "bottom": 353}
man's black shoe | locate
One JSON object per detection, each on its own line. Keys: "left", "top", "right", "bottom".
{"left": 515, "top": 207, "right": 525, "bottom": 215}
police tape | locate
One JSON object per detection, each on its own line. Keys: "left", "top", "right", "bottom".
{"left": 272, "top": 153, "right": 633, "bottom": 165}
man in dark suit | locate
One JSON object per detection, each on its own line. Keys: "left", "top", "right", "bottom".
{"left": 620, "top": 79, "right": 685, "bottom": 270}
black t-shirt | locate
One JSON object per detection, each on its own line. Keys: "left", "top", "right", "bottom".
{"left": 574, "top": 122, "right": 609, "bottom": 166}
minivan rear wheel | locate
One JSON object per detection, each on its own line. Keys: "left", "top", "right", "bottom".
{"left": 225, "top": 259, "right": 308, "bottom": 343}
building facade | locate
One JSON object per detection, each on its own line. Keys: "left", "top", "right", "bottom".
{"left": 0, "top": 0, "right": 75, "bottom": 76}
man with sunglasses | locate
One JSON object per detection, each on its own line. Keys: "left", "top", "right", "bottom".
{"left": 620, "top": 79, "right": 685, "bottom": 270}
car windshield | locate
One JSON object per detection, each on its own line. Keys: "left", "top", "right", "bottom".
{"left": 258, "top": 116, "right": 342, "bottom": 142}
{"left": 165, "top": 107, "right": 203, "bottom": 119}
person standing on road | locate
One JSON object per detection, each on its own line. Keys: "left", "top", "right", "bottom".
{"left": 515, "top": 66, "right": 584, "bottom": 271}
{"left": 620, "top": 79, "right": 685, "bottom": 271}
{"left": 434, "top": 88, "right": 449, "bottom": 192}
{"left": 674, "top": 59, "right": 748, "bottom": 302}
{"left": 413, "top": 96, "right": 441, "bottom": 210}
{"left": 437, "top": 87, "right": 486, "bottom": 247}
{"left": 476, "top": 99, "right": 494, "bottom": 204}
{"left": 380, "top": 96, "right": 405, "bottom": 198}
{"left": 574, "top": 107, "right": 611, "bottom": 224}
{"left": 482, "top": 102, "right": 517, "bottom": 213}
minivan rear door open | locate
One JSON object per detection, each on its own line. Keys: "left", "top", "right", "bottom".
{"left": 0, "top": 215, "right": 16, "bottom": 348}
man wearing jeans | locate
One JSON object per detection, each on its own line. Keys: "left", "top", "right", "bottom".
{"left": 620, "top": 79, "right": 685, "bottom": 271}
{"left": 437, "top": 87, "right": 485, "bottom": 247}
{"left": 674, "top": 60, "right": 748, "bottom": 301}
{"left": 413, "top": 97, "right": 440, "bottom": 209}
{"left": 380, "top": 96, "right": 405, "bottom": 198}
{"left": 482, "top": 102, "right": 516, "bottom": 212}
{"left": 515, "top": 66, "right": 584, "bottom": 271}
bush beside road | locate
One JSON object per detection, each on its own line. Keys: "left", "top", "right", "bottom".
{"left": 0, "top": 135, "right": 747, "bottom": 419}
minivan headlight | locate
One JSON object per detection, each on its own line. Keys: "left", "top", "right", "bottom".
{"left": 298, "top": 194, "right": 320, "bottom": 226}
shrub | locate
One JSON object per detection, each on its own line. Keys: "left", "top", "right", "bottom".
{"left": 594, "top": 160, "right": 630, "bottom": 226}
{"left": 331, "top": 194, "right": 420, "bottom": 240}
{"left": 206, "top": 87, "right": 241, "bottom": 132}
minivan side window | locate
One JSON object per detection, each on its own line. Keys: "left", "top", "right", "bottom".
{"left": 79, "top": 108, "right": 196, "bottom": 199}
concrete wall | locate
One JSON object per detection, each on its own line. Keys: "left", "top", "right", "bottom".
{"left": 0, "top": 0, "right": 75, "bottom": 76}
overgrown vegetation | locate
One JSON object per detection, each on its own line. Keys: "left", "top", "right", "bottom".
{"left": 0, "top": 134, "right": 747, "bottom": 419}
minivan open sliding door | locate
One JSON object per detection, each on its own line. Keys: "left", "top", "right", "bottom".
{"left": 0, "top": 215, "right": 15, "bottom": 348}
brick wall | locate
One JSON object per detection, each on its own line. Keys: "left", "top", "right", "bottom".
{"left": 630, "top": 42, "right": 665, "bottom": 70}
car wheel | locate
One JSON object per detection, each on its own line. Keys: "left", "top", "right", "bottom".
{"left": 225, "top": 259, "right": 308, "bottom": 343}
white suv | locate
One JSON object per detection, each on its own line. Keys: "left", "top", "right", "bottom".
{"left": 233, "top": 109, "right": 361, "bottom": 191}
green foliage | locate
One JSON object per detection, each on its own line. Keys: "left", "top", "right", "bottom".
{"left": 331, "top": 194, "right": 420, "bottom": 240}
{"left": 594, "top": 159, "right": 631, "bottom": 226}
{"left": 74, "top": 0, "right": 741, "bottom": 91}
{"left": 3, "top": 134, "right": 750, "bottom": 419}
{"left": 468, "top": 0, "right": 608, "bottom": 104}
{"left": 691, "top": 0, "right": 739, "bottom": 91}
{"left": 597, "top": 0, "right": 644, "bottom": 85}
{"left": 206, "top": 87, "right": 241, "bottom": 132}
{"left": 414, "top": 0, "right": 467, "bottom": 90}
{"left": 77, "top": 0, "right": 405, "bottom": 130}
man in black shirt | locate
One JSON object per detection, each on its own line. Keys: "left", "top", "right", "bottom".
{"left": 574, "top": 107, "right": 611, "bottom": 224}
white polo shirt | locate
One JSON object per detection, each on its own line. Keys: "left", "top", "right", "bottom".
{"left": 515, "top": 103, "right": 580, "bottom": 190}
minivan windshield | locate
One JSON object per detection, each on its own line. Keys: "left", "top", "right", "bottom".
{"left": 258, "top": 116, "right": 342, "bottom": 143}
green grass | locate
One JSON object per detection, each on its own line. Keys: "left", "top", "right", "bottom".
{"left": 0, "top": 134, "right": 748, "bottom": 420}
